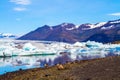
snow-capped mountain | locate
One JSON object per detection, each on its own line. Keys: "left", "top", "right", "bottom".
{"left": 18, "top": 19, "right": 120, "bottom": 43}
{"left": 108, "top": 19, "right": 120, "bottom": 24}
{"left": 78, "top": 22, "right": 107, "bottom": 30}
{"left": 0, "top": 33, "right": 17, "bottom": 39}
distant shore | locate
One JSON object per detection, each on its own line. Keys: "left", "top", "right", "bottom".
{"left": 0, "top": 56, "right": 120, "bottom": 80}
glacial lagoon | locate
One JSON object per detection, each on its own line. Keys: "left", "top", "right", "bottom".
{"left": 0, "top": 40, "right": 120, "bottom": 75}
{"left": 0, "top": 53, "right": 80, "bottom": 75}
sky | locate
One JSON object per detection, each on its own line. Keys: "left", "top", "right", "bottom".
{"left": 0, "top": 0, "right": 120, "bottom": 35}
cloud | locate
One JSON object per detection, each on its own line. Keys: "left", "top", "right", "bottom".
{"left": 108, "top": 12, "right": 120, "bottom": 16}
{"left": 10, "top": 0, "right": 31, "bottom": 5}
{"left": 10, "top": 0, "right": 31, "bottom": 12}
{"left": 13, "top": 7, "right": 26, "bottom": 11}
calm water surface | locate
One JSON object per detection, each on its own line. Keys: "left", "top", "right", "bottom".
{"left": 0, "top": 54, "right": 78, "bottom": 75}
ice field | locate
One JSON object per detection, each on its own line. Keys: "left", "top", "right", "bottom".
{"left": 0, "top": 40, "right": 120, "bottom": 57}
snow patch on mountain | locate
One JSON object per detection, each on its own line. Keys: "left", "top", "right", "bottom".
{"left": 85, "top": 22, "right": 107, "bottom": 29}
{"left": 61, "top": 23, "right": 69, "bottom": 27}
{"left": 94, "top": 22, "right": 107, "bottom": 28}
{"left": 66, "top": 27, "right": 75, "bottom": 30}
{"left": 75, "top": 25, "right": 80, "bottom": 28}
{"left": 49, "top": 26, "right": 53, "bottom": 30}
{"left": 0, "top": 33, "right": 17, "bottom": 39}
{"left": 109, "top": 20, "right": 120, "bottom": 24}
{"left": 80, "top": 22, "right": 107, "bottom": 30}
{"left": 101, "top": 25, "right": 114, "bottom": 30}
{"left": 2, "top": 33, "right": 13, "bottom": 36}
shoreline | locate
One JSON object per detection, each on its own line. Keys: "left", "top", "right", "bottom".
{"left": 0, "top": 56, "right": 120, "bottom": 80}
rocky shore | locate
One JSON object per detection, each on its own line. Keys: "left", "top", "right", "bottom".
{"left": 0, "top": 56, "right": 120, "bottom": 80}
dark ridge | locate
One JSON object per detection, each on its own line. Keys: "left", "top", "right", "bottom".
{"left": 18, "top": 19, "right": 120, "bottom": 43}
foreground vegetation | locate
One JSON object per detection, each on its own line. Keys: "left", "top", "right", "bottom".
{"left": 112, "top": 41, "right": 120, "bottom": 44}
{"left": 0, "top": 56, "right": 120, "bottom": 80}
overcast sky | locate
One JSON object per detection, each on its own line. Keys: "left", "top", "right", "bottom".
{"left": 0, "top": 0, "right": 120, "bottom": 35}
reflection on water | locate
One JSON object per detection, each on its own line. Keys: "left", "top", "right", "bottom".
{"left": 1, "top": 40, "right": 120, "bottom": 75}
{"left": 0, "top": 54, "right": 78, "bottom": 75}
{"left": 0, "top": 52, "right": 117, "bottom": 75}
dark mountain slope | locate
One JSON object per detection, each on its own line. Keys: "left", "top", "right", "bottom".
{"left": 18, "top": 19, "right": 120, "bottom": 43}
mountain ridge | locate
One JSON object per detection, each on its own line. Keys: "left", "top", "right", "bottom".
{"left": 18, "top": 19, "right": 120, "bottom": 43}
{"left": 0, "top": 33, "right": 18, "bottom": 39}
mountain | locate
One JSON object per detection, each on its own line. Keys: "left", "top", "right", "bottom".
{"left": 0, "top": 33, "right": 17, "bottom": 39}
{"left": 18, "top": 19, "right": 120, "bottom": 43}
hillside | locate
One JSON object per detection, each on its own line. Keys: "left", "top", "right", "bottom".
{"left": 0, "top": 56, "right": 120, "bottom": 80}
{"left": 18, "top": 19, "right": 120, "bottom": 43}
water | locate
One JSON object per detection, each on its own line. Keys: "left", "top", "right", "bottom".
{"left": 0, "top": 54, "right": 74, "bottom": 75}
{"left": 0, "top": 52, "right": 119, "bottom": 75}
{"left": 1, "top": 40, "right": 120, "bottom": 75}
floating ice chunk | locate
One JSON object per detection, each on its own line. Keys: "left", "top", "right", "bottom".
{"left": 85, "top": 41, "right": 103, "bottom": 48}
{"left": 23, "top": 43, "right": 36, "bottom": 51}
{"left": 73, "top": 42, "right": 85, "bottom": 47}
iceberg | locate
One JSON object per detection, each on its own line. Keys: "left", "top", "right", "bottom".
{"left": 23, "top": 43, "right": 36, "bottom": 51}
{"left": 0, "top": 40, "right": 120, "bottom": 59}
